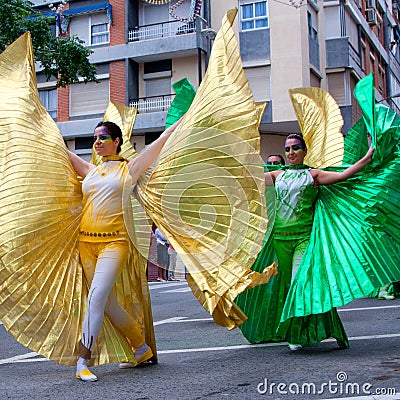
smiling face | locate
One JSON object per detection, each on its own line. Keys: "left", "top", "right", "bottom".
{"left": 93, "top": 126, "right": 120, "bottom": 156}
{"left": 284, "top": 138, "right": 306, "bottom": 165}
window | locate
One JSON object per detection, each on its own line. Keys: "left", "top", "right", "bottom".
{"left": 91, "top": 22, "right": 109, "bottom": 45}
{"left": 143, "top": 60, "right": 172, "bottom": 97}
{"left": 70, "top": 77, "right": 110, "bottom": 117}
{"left": 307, "top": 10, "right": 318, "bottom": 42}
{"left": 69, "top": 12, "right": 110, "bottom": 46}
{"left": 39, "top": 89, "right": 58, "bottom": 120}
{"left": 240, "top": 1, "right": 268, "bottom": 31}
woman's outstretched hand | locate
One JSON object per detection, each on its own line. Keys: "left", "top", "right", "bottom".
{"left": 363, "top": 146, "right": 375, "bottom": 164}
{"left": 160, "top": 116, "right": 185, "bottom": 139}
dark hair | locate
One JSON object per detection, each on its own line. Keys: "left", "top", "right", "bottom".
{"left": 266, "top": 154, "right": 285, "bottom": 165}
{"left": 286, "top": 133, "right": 307, "bottom": 151}
{"left": 95, "top": 121, "right": 123, "bottom": 153}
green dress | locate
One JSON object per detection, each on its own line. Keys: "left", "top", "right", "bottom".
{"left": 236, "top": 166, "right": 348, "bottom": 346}
{"left": 237, "top": 73, "right": 400, "bottom": 346}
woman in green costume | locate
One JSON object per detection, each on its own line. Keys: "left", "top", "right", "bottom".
{"left": 237, "top": 133, "right": 374, "bottom": 350}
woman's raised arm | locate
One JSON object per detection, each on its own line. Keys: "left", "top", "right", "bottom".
{"left": 67, "top": 150, "right": 95, "bottom": 178}
{"left": 311, "top": 146, "right": 374, "bottom": 186}
{"left": 127, "top": 117, "right": 183, "bottom": 184}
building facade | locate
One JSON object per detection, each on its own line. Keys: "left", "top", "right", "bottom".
{"left": 31, "top": 0, "right": 400, "bottom": 161}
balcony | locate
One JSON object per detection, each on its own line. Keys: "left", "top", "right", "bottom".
{"left": 129, "top": 94, "right": 175, "bottom": 113}
{"left": 128, "top": 20, "right": 196, "bottom": 42}
{"left": 90, "top": 16, "right": 209, "bottom": 66}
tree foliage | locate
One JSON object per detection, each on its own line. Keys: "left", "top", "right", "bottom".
{"left": 0, "top": 0, "right": 97, "bottom": 87}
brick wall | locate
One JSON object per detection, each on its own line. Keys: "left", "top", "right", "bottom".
{"left": 58, "top": 86, "right": 70, "bottom": 122}
{"left": 57, "top": 2, "right": 70, "bottom": 122}
{"left": 110, "top": 0, "right": 126, "bottom": 46}
{"left": 110, "top": 60, "right": 126, "bottom": 103}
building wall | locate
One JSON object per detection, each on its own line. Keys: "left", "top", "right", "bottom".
{"left": 110, "top": 60, "right": 126, "bottom": 103}
{"left": 172, "top": 56, "right": 199, "bottom": 88}
{"left": 110, "top": 0, "right": 125, "bottom": 45}
{"left": 33, "top": 0, "right": 400, "bottom": 156}
{"left": 269, "top": 4, "right": 307, "bottom": 123}
{"left": 260, "top": 133, "right": 287, "bottom": 163}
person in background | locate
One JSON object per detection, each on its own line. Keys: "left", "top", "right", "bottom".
{"left": 266, "top": 154, "right": 285, "bottom": 166}
{"left": 155, "top": 227, "right": 169, "bottom": 281}
{"left": 167, "top": 244, "right": 179, "bottom": 281}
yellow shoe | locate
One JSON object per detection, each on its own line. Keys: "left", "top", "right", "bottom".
{"left": 76, "top": 369, "right": 98, "bottom": 382}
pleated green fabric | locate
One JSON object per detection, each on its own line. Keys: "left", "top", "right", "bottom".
{"left": 278, "top": 73, "right": 400, "bottom": 336}
{"left": 237, "top": 73, "right": 400, "bottom": 345}
{"left": 165, "top": 78, "right": 196, "bottom": 128}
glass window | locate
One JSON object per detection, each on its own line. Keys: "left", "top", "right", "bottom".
{"left": 240, "top": 1, "right": 268, "bottom": 31}
{"left": 39, "top": 89, "right": 58, "bottom": 120}
{"left": 91, "top": 22, "right": 109, "bottom": 45}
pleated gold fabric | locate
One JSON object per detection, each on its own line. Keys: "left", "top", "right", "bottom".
{"left": 134, "top": 8, "right": 277, "bottom": 330}
{"left": 289, "top": 87, "right": 344, "bottom": 168}
{"left": 0, "top": 33, "right": 156, "bottom": 366}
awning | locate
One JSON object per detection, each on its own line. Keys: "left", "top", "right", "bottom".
{"left": 27, "top": 12, "right": 62, "bottom": 31}
{"left": 61, "top": 2, "right": 112, "bottom": 33}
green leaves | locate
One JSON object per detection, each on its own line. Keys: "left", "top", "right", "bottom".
{"left": 0, "top": 0, "right": 97, "bottom": 87}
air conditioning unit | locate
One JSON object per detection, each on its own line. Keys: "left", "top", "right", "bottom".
{"left": 366, "top": 0, "right": 376, "bottom": 9}
{"left": 366, "top": 8, "right": 377, "bottom": 25}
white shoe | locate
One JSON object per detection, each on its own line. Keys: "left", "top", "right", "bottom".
{"left": 288, "top": 343, "right": 303, "bottom": 351}
{"left": 378, "top": 290, "right": 395, "bottom": 300}
{"left": 119, "top": 362, "right": 135, "bottom": 369}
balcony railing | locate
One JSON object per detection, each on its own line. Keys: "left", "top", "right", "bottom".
{"left": 128, "top": 20, "right": 196, "bottom": 42}
{"left": 129, "top": 94, "right": 175, "bottom": 113}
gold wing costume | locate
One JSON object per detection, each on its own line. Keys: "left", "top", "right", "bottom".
{"left": 134, "top": 9, "right": 277, "bottom": 330}
{"left": 0, "top": 34, "right": 155, "bottom": 366}
{"left": 0, "top": 8, "right": 276, "bottom": 366}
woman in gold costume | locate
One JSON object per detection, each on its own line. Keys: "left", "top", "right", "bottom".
{"left": 67, "top": 119, "right": 181, "bottom": 381}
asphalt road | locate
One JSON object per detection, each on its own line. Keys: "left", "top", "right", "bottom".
{"left": 0, "top": 280, "right": 399, "bottom": 400}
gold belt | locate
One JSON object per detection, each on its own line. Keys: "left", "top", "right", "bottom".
{"left": 79, "top": 230, "right": 120, "bottom": 238}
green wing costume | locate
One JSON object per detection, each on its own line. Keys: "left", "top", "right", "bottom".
{"left": 237, "top": 73, "right": 400, "bottom": 345}
{"left": 278, "top": 74, "right": 400, "bottom": 334}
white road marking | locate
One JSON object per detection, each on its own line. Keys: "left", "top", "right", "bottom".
{"left": 161, "top": 287, "right": 192, "bottom": 293}
{"left": 339, "top": 304, "right": 400, "bottom": 312}
{"left": 0, "top": 352, "right": 39, "bottom": 365}
{"left": 1, "top": 333, "right": 399, "bottom": 365}
{"left": 149, "top": 282, "right": 186, "bottom": 290}
{"left": 153, "top": 317, "right": 187, "bottom": 326}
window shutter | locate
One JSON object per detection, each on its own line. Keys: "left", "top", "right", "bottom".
{"left": 244, "top": 66, "right": 271, "bottom": 102}
{"left": 145, "top": 77, "right": 171, "bottom": 97}
{"left": 328, "top": 73, "right": 345, "bottom": 105}
{"left": 70, "top": 79, "right": 110, "bottom": 117}
{"left": 69, "top": 15, "right": 89, "bottom": 45}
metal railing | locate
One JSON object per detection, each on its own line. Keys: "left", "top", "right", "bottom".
{"left": 128, "top": 20, "right": 196, "bottom": 42}
{"left": 129, "top": 94, "right": 175, "bottom": 113}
